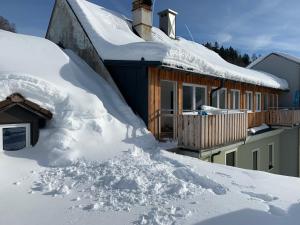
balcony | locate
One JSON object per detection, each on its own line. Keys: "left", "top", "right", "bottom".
{"left": 248, "top": 108, "right": 300, "bottom": 128}
{"left": 177, "top": 108, "right": 300, "bottom": 151}
{"left": 177, "top": 110, "right": 248, "bottom": 150}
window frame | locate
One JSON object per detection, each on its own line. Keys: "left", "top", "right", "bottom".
{"left": 252, "top": 148, "right": 260, "bottom": 170}
{"left": 225, "top": 149, "right": 238, "bottom": 167}
{"left": 255, "top": 92, "right": 262, "bottom": 112}
{"left": 183, "top": 83, "right": 207, "bottom": 111}
{"left": 0, "top": 123, "right": 31, "bottom": 151}
{"left": 245, "top": 91, "right": 253, "bottom": 112}
{"left": 268, "top": 143, "right": 275, "bottom": 171}
{"left": 230, "top": 89, "right": 240, "bottom": 110}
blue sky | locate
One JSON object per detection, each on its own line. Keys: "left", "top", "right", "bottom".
{"left": 1, "top": 0, "right": 300, "bottom": 57}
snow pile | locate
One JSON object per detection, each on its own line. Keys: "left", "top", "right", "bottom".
{"left": 32, "top": 147, "right": 227, "bottom": 212}
{"left": 249, "top": 123, "right": 270, "bottom": 134}
{"left": 67, "top": 0, "right": 288, "bottom": 90}
{"left": 0, "top": 30, "right": 155, "bottom": 166}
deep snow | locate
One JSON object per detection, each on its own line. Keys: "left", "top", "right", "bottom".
{"left": 0, "top": 30, "right": 300, "bottom": 225}
{"left": 67, "top": 0, "right": 288, "bottom": 90}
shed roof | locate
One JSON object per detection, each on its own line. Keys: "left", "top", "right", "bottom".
{"left": 0, "top": 93, "right": 53, "bottom": 120}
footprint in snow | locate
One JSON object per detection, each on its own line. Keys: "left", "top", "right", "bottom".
{"left": 241, "top": 191, "right": 279, "bottom": 202}
{"left": 231, "top": 181, "right": 255, "bottom": 189}
{"left": 215, "top": 172, "right": 232, "bottom": 178}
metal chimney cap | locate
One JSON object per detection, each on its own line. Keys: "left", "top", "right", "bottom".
{"left": 158, "top": 9, "right": 178, "bottom": 16}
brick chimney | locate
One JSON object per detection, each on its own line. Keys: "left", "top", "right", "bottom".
{"left": 132, "top": 0, "right": 153, "bottom": 41}
{"left": 158, "top": 9, "right": 178, "bottom": 39}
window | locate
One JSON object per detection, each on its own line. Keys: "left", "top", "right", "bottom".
{"left": 212, "top": 88, "right": 227, "bottom": 109}
{"left": 0, "top": 124, "right": 30, "bottom": 151}
{"left": 269, "top": 94, "right": 274, "bottom": 108}
{"left": 219, "top": 89, "right": 227, "bottom": 109}
{"left": 245, "top": 91, "right": 253, "bottom": 111}
{"left": 255, "top": 92, "right": 261, "bottom": 112}
{"left": 252, "top": 149, "right": 260, "bottom": 170}
{"left": 183, "top": 85, "right": 193, "bottom": 111}
{"left": 263, "top": 93, "right": 268, "bottom": 111}
{"left": 230, "top": 90, "right": 240, "bottom": 109}
{"left": 183, "top": 84, "right": 207, "bottom": 111}
{"left": 268, "top": 144, "right": 274, "bottom": 170}
{"left": 225, "top": 150, "right": 237, "bottom": 167}
{"left": 195, "top": 86, "right": 206, "bottom": 110}
{"left": 275, "top": 94, "right": 278, "bottom": 108}
{"left": 212, "top": 89, "right": 218, "bottom": 108}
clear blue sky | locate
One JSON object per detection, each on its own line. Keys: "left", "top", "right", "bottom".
{"left": 1, "top": 0, "right": 300, "bottom": 57}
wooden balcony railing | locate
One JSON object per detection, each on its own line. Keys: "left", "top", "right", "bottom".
{"left": 267, "top": 109, "right": 300, "bottom": 126}
{"left": 248, "top": 109, "right": 300, "bottom": 128}
{"left": 176, "top": 108, "right": 300, "bottom": 151}
{"left": 178, "top": 112, "right": 248, "bottom": 150}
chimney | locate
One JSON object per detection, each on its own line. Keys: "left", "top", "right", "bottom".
{"left": 158, "top": 9, "right": 178, "bottom": 39}
{"left": 132, "top": 0, "right": 153, "bottom": 41}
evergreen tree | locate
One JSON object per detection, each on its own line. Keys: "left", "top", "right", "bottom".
{"left": 204, "top": 42, "right": 254, "bottom": 67}
{"left": 0, "top": 16, "right": 16, "bottom": 33}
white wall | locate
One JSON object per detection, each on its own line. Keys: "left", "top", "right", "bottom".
{"left": 251, "top": 55, "right": 300, "bottom": 107}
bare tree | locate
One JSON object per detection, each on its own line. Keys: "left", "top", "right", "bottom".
{"left": 0, "top": 16, "right": 16, "bottom": 32}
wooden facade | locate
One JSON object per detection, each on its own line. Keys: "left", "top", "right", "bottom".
{"left": 148, "top": 66, "right": 280, "bottom": 138}
{"left": 178, "top": 113, "right": 248, "bottom": 150}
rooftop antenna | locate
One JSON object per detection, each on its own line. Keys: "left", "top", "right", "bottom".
{"left": 185, "top": 24, "right": 194, "bottom": 42}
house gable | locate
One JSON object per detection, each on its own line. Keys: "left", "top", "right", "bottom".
{"left": 46, "top": 0, "right": 124, "bottom": 100}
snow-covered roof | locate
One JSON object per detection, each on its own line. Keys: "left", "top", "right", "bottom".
{"left": 248, "top": 52, "right": 300, "bottom": 68}
{"left": 66, "top": 0, "right": 289, "bottom": 90}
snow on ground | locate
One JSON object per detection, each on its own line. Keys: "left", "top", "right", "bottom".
{"left": 67, "top": 0, "right": 288, "bottom": 90}
{"left": 1, "top": 30, "right": 300, "bottom": 225}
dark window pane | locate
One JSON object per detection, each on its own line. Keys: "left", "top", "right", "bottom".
{"left": 195, "top": 87, "right": 206, "bottom": 110}
{"left": 212, "top": 90, "right": 218, "bottom": 108}
{"left": 264, "top": 94, "right": 268, "bottom": 110}
{"left": 226, "top": 152, "right": 235, "bottom": 167}
{"left": 253, "top": 151, "right": 258, "bottom": 170}
{"left": 3, "top": 127, "right": 26, "bottom": 151}
{"left": 219, "top": 89, "right": 226, "bottom": 109}
{"left": 183, "top": 86, "right": 193, "bottom": 111}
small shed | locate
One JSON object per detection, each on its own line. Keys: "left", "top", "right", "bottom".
{"left": 0, "top": 93, "right": 52, "bottom": 151}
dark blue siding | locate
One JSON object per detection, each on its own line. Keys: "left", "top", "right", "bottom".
{"left": 107, "top": 65, "right": 149, "bottom": 126}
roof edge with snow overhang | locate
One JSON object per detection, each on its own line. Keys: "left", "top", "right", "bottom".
{"left": 62, "top": 0, "right": 289, "bottom": 91}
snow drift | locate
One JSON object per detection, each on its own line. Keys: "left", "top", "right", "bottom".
{"left": 67, "top": 0, "right": 288, "bottom": 90}
{"left": 0, "top": 29, "right": 155, "bottom": 166}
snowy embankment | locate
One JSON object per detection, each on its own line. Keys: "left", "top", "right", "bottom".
{"left": 1, "top": 30, "right": 300, "bottom": 225}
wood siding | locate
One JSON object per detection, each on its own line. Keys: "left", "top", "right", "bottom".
{"left": 178, "top": 113, "right": 248, "bottom": 150}
{"left": 148, "top": 66, "right": 281, "bottom": 138}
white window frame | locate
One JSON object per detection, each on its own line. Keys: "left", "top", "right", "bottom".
{"left": 0, "top": 123, "right": 31, "bottom": 151}
{"left": 212, "top": 87, "right": 227, "bottom": 109}
{"left": 268, "top": 143, "right": 275, "bottom": 171}
{"left": 252, "top": 148, "right": 260, "bottom": 170}
{"left": 230, "top": 89, "right": 240, "bottom": 110}
{"left": 225, "top": 149, "right": 238, "bottom": 167}
{"left": 245, "top": 91, "right": 253, "bottom": 112}
{"left": 183, "top": 83, "right": 207, "bottom": 111}
{"left": 255, "top": 92, "right": 262, "bottom": 112}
